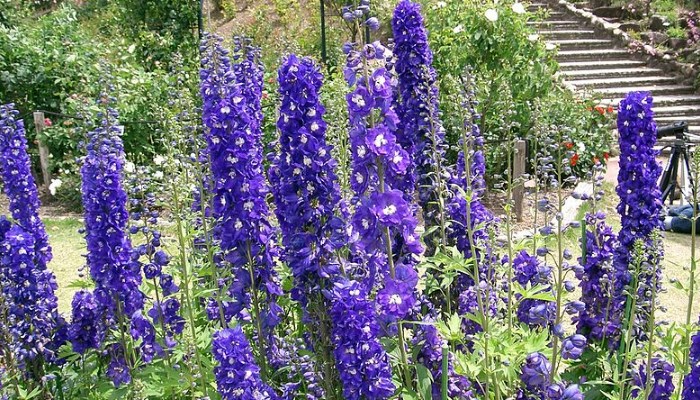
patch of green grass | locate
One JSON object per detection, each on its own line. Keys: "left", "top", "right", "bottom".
{"left": 44, "top": 217, "right": 85, "bottom": 314}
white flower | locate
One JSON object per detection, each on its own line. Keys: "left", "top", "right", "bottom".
{"left": 154, "top": 171, "right": 164, "bottom": 179}
{"left": 528, "top": 34, "right": 540, "bottom": 42}
{"left": 545, "top": 42, "right": 556, "bottom": 50}
{"left": 49, "top": 178, "right": 62, "bottom": 196}
{"left": 577, "top": 142, "right": 586, "bottom": 153}
{"left": 453, "top": 24, "right": 465, "bottom": 33}
{"left": 124, "top": 161, "right": 135, "bottom": 173}
{"left": 436, "top": 1, "right": 446, "bottom": 7}
{"left": 512, "top": 2, "right": 526, "bottom": 14}
{"left": 485, "top": 9, "right": 498, "bottom": 22}
{"left": 153, "top": 155, "right": 166, "bottom": 165}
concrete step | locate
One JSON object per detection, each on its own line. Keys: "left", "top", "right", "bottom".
{"left": 527, "top": 20, "right": 581, "bottom": 27}
{"left": 546, "top": 38, "right": 614, "bottom": 50}
{"left": 597, "top": 95, "right": 700, "bottom": 108}
{"left": 590, "top": 85, "right": 696, "bottom": 98}
{"left": 560, "top": 67, "right": 665, "bottom": 79}
{"left": 566, "top": 76, "right": 678, "bottom": 89}
{"left": 655, "top": 115, "right": 700, "bottom": 124}
{"left": 654, "top": 105, "right": 700, "bottom": 117}
{"left": 537, "top": 29, "right": 598, "bottom": 39}
{"left": 559, "top": 59, "right": 648, "bottom": 71}
{"left": 556, "top": 48, "right": 630, "bottom": 61}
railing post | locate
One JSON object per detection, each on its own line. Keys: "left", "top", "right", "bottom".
{"left": 513, "top": 139, "right": 527, "bottom": 222}
{"left": 32, "top": 111, "right": 52, "bottom": 194}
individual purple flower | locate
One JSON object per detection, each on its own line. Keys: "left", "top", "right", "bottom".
{"left": 212, "top": 327, "right": 279, "bottom": 400}
{"left": 68, "top": 290, "right": 102, "bottom": 354}
{"left": 458, "top": 283, "right": 498, "bottom": 338}
{"left": 199, "top": 34, "right": 281, "bottom": 330}
{"left": 148, "top": 298, "right": 185, "bottom": 337}
{"left": 614, "top": 91, "right": 663, "bottom": 334}
{"left": 561, "top": 334, "right": 587, "bottom": 360}
{"left": 521, "top": 352, "right": 552, "bottom": 391}
{"left": 106, "top": 346, "right": 131, "bottom": 387}
{"left": 631, "top": 357, "right": 675, "bottom": 399}
{"left": 326, "top": 280, "right": 395, "bottom": 400}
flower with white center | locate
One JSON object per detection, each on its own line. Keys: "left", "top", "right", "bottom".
{"left": 383, "top": 204, "right": 397, "bottom": 216}
{"left": 528, "top": 34, "right": 539, "bottom": 42}
{"left": 512, "top": 2, "right": 526, "bottom": 14}
{"left": 485, "top": 9, "right": 498, "bottom": 22}
{"left": 303, "top": 156, "right": 312, "bottom": 166}
{"left": 545, "top": 42, "right": 556, "bottom": 50}
{"left": 453, "top": 24, "right": 465, "bottom": 33}
{"left": 357, "top": 145, "right": 367, "bottom": 157}
{"left": 154, "top": 171, "right": 164, "bottom": 179}
{"left": 437, "top": 1, "right": 446, "bottom": 7}
{"left": 153, "top": 155, "right": 166, "bottom": 165}
{"left": 300, "top": 134, "right": 308, "bottom": 143}
{"left": 373, "top": 133, "right": 387, "bottom": 148}
{"left": 355, "top": 172, "right": 364, "bottom": 183}
{"left": 310, "top": 122, "right": 319, "bottom": 132}
{"left": 389, "top": 294, "right": 402, "bottom": 305}
{"left": 244, "top": 201, "right": 254, "bottom": 211}
{"left": 221, "top": 106, "right": 231, "bottom": 114}
{"left": 124, "top": 161, "right": 135, "bottom": 173}
{"left": 49, "top": 178, "right": 63, "bottom": 196}
{"left": 352, "top": 94, "right": 366, "bottom": 107}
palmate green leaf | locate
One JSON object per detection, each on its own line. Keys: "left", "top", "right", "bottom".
{"left": 415, "top": 364, "right": 433, "bottom": 400}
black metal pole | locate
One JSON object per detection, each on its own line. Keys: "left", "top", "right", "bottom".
{"left": 198, "top": 0, "right": 204, "bottom": 39}
{"left": 320, "top": 0, "right": 328, "bottom": 66}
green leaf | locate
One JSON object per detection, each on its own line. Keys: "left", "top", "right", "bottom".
{"left": 415, "top": 364, "right": 433, "bottom": 400}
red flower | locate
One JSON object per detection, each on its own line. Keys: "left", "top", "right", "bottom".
{"left": 607, "top": 105, "right": 614, "bottom": 114}
{"left": 564, "top": 142, "right": 574, "bottom": 149}
{"left": 570, "top": 153, "right": 579, "bottom": 166}
{"left": 603, "top": 152, "right": 610, "bottom": 161}
{"left": 44, "top": 118, "right": 52, "bottom": 127}
{"left": 594, "top": 106, "right": 605, "bottom": 115}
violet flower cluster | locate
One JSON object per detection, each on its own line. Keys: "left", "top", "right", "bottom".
{"left": 575, "top": 212, "right": 625, "bottom": 349}
{"left": 212, "top": 327, "right": 279, "bottom": 400}
{"left": 0, "top": 104, "right": 65, "bottom": 370}
{"left": 269, "top": 54, "right": 345, "bottom": 303}
{"left": 75, "top": 96, "right": 144, "bottom": 339}
{"left": 631, "top": 357, "right": 675, "bottom": 400}
{"left": 325, "top": 280, "right": 395, "bottom": 400}
{"left": 682, "top": 320, "right": 700, "bottom": 399}
{"left": 512, "top": 250, "right": 556, "bottom": 328}
{"left": 199, "top": 34, "right": 282, "bottom": 329}
{"left": 414, "top": 318, "right": 474, "bottom": 399}
{"left": 614, "top": 91, "right": 663, "bottom": 335}
{"left": 519, "top": 352, "right": 583, "bottom": 400}
{"left": 391, "top": 0, "right": 448, "bottom": 232}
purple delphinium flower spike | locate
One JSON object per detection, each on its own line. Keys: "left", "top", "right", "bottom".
{"left": 199, "top": 34, "right": 282, "bottom": 330}
{"left": 574, "top": 212, "right": 625, "bottom": 349}
{"left": 79, "top": 94, "right": 144, "bottom": 320}
{"left": 392, "top": 0, "right": 449, "bottom": 242}
{"left": 326, "top": 280, "right": 395, "bottom": 400}
{"left": 212, "top": 327, "right": 279, "bottom": 400}
{"left": 269, "top": 54, "right": 346, "bottom": 304}
{"left": 521, "top": 352, "right": 552, "bottom": 393}
{"left": 0, "top": 104, "right": 66, "bottom": 370}
{"left": 68, "top": 290, "right": 102, "bottom": 354}
{"left": 614, "top": 91, "right": 664, "bottom": 335}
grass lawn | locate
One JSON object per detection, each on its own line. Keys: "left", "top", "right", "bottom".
{"left": 44, "top": 217, "right": 85, "bottom": 314}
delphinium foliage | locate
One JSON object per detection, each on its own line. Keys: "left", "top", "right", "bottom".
{"left": 683, "top": 318, "right": 700, "bottom": 399}
{"left": 0, "top": 103, "right": 65, "bottom": 388}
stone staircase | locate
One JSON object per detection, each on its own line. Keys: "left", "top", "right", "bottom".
{"left": 528, "top": 1, "right": 700, "bottom": 140}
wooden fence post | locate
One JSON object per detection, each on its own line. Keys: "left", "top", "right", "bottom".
{"left": 513, "top": 140, "right": 527, "bottom": 222}
{"left": 32, "top": 111, "right": 51, "bottom": 193}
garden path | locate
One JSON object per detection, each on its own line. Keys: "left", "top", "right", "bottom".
{"left": 530, "top": 1, "right": 700, "bottom": 140}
